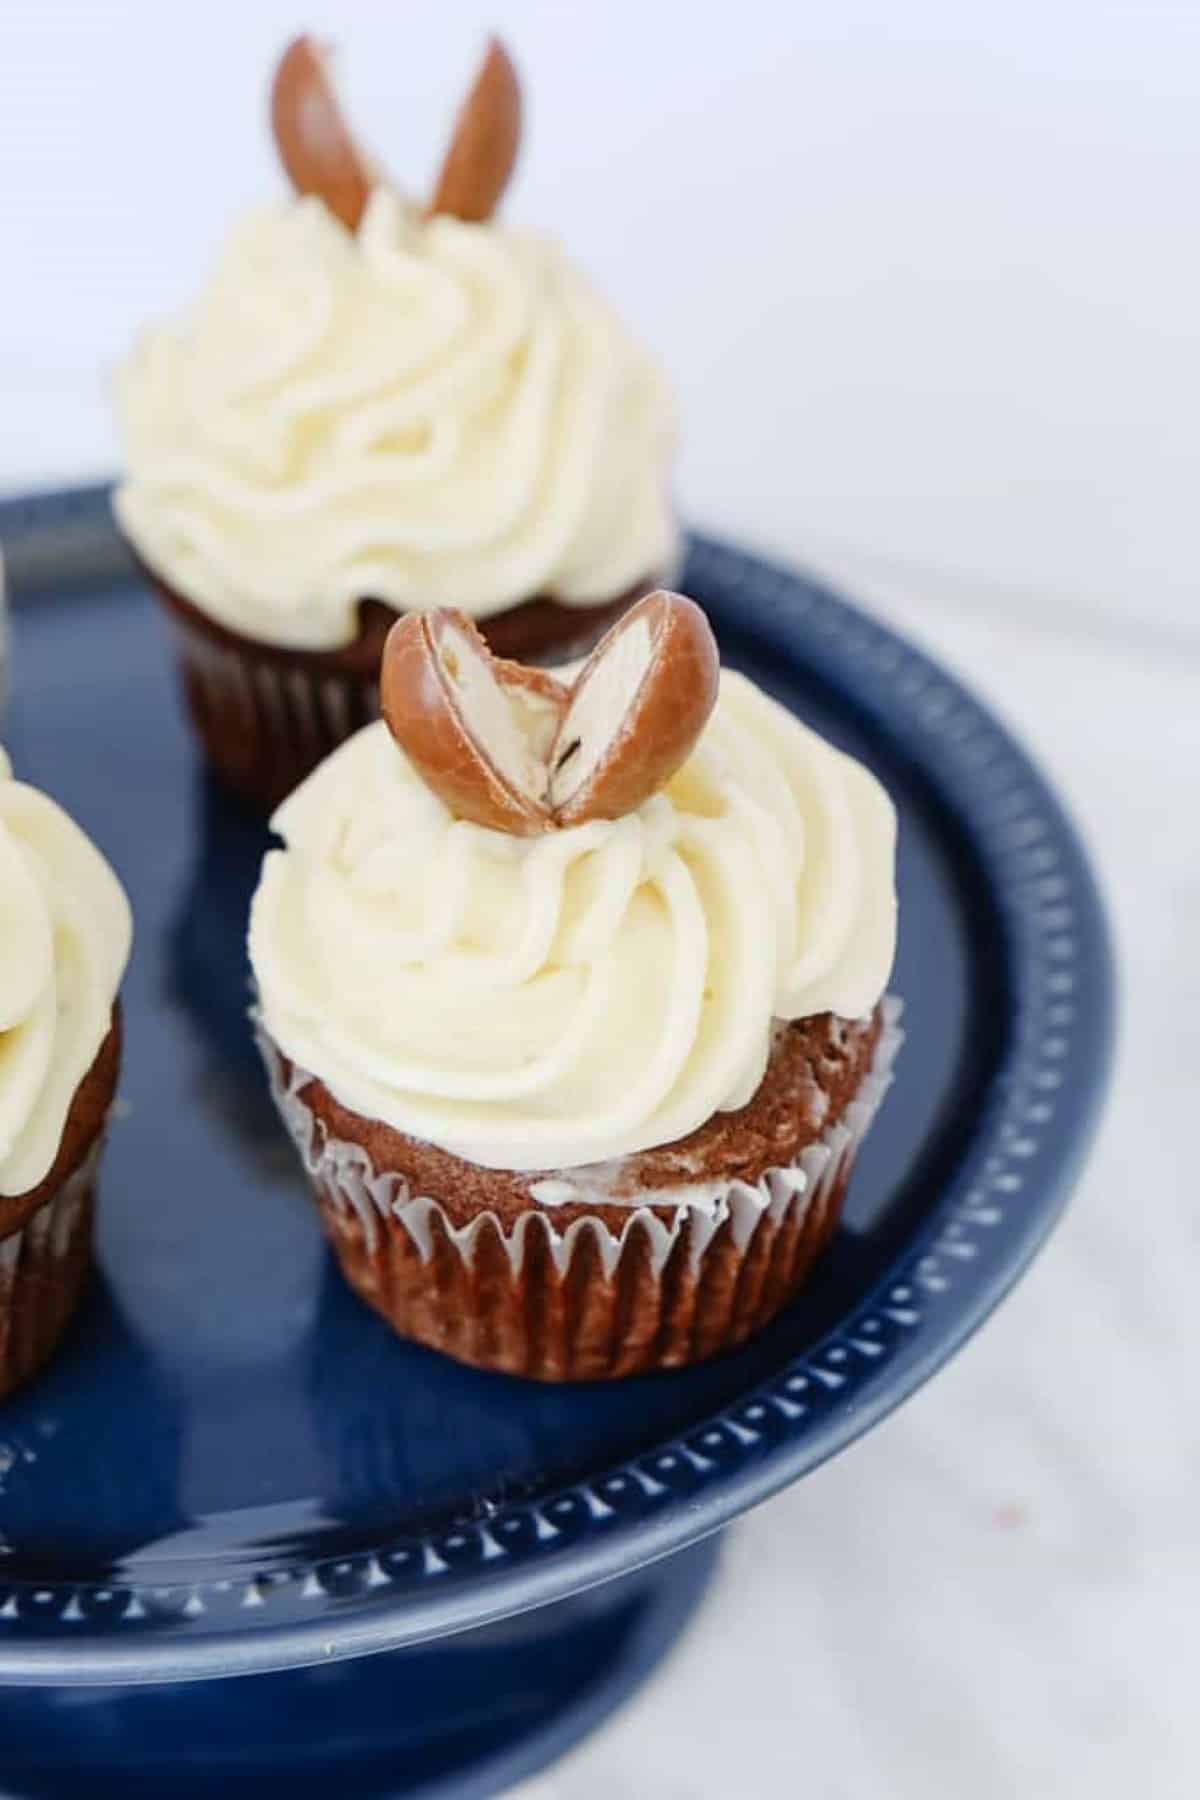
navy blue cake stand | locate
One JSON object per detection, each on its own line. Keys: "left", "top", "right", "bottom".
{"left": 0, "top": 490, "right": 1113, "bottom": 1798}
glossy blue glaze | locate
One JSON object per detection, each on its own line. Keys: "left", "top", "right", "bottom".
{"left": 0, "top": 493, "right": 1113, "bottom": 1707}
{"left": 0, "top": 1537, "right": 719, "bottom": 1798}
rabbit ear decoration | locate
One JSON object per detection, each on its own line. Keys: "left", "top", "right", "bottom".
{"left": 381, "top": 594, "right": 720, "bottom": 836}
{"left": 548, "top": 593, "right": 720, "bottom": 826}
{"left": 381, "top": 609, "right": 567, "bottom": 836}
{"left": 270, "top": 36, "right": 375, "bottom": 231}
{"left": 427, "top": 37, "right": 522, "bottom": 223}
{"left": 270, "top": 32, "right": 521, "bottom": 232}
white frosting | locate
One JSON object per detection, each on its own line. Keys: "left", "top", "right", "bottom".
{"left": 249, "top": 669, "right": 897, "bottom": 1172}
{"left": 113, "top": 189, "right": 679, "bottom": 651}
{"left": 0, "top": 750, "right": 132, "bottom": 1198}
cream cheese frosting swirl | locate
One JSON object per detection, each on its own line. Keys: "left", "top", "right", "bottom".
{"left": 113, "top": 189, "right": 679, "bottom": 651}
{"left": 0, "top": 750, "right": 132, "bottom": 1198}
{"left": 250, "top": 670, "right": 897, "bottom": 1172}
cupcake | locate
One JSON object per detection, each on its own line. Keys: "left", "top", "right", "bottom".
{"left": 250, "top": 592, "right": 899, "bottom": 1380}
{"left": 113, "top": 34, "right": 678, "bottom": 814}
{"left": 0, "top": 750, "right": 132, "bottom": 1398}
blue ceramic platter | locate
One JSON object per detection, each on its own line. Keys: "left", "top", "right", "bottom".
{"left": 0, "top": 492, "right": 1112, "bottom": 1705}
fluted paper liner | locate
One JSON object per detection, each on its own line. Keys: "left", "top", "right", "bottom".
{"left": 163, "top": 603, "right": 379, "bottom": 815}
{"left": 263, "top": 1001, "right": 903, "bottom": 1380}
{"left": 0, "top": 1140, "right": 101, "bottom": 1400}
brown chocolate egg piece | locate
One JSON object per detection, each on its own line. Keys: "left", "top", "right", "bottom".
{"left": 549, "top": 592, "right": 720, "bottom": 826}
{"left": 271, "top": 35, "right": 374, "bottom": 230}
{"left": 427, "top": 36, "right": 522, "bottom": 222}
{"left": 381, "top": 610, "right": 566, "bottom": 835}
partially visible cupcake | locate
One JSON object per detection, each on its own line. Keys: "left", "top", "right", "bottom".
{"left": 113, "top": 34, "right": 678, "bottom": 814}
{"left": 0, "top": 749, "right": 132, "bottom": 1398}
{"left": 250, "top": 593, "right": 899, "bottom": 1381}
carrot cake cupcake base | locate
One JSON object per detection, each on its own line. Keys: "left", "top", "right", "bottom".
{"left": 261, "top": 1002, "right": 902, "bottom": 1382}
{"left": 0, "top": 1016, "right": 121, "bottom": 1401}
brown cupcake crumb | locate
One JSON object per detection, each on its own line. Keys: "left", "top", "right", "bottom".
{"left": 281, "top": 1007, "right": 882, "bottom": 1234}
{"left": 0, "top": 1011, "right": 121, "bottom": 1398}
{"left": 268, "top": 1006, "right": 892, "bottom": 1379}
{"left": 0, "top": 1012, "right": 121, "bottom": 1240}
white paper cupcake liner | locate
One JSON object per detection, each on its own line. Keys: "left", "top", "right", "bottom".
{"left": 266, "top": 999, "right": 903, "bottom": 1279}
{"left": 164, "top": 609, "right": 379, "bottom": 813}
{"left": 261, "top": 1001, "right": 903, "bottom": 1380}
{"left": 0, "top": 1138, "right": 102, "bottom": 1398}
{"left": 0, "top": 1140, "right": 100, "bottom": 1279}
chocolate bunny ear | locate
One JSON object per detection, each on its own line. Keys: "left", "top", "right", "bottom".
{"left": 270, "top": 32, "right": 520, "bottom": 231}
{"left": 381, "top": 594, "right": 719, "bottom": 836}
{"left": 549, "top": 593, "right": 720, "bottom": 826}
{"left": 270, "top": 36, "right": 375, "bottom": 230}
{"left": 427, "top": 36, "right": 522, "bottom": 222}
{"left": 381, "top": 611, "right": 567, "bottom": 836}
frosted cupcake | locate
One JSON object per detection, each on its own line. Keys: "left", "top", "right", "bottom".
{"left": 113, "top": 35, "right": 678, "bottom": 813}
{"left": 0, "top": 750, "right": 132, "bottom": 1398}
{"left": 250, "top": 593, "right": 899, "bottom": 1380}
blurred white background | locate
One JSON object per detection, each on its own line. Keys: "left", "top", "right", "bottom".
{"left": 1, "top": 0, "right": 1197, "bottom": 643}
{"left": 1, "top": 7, "right": 1196, "bottom": 1798}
